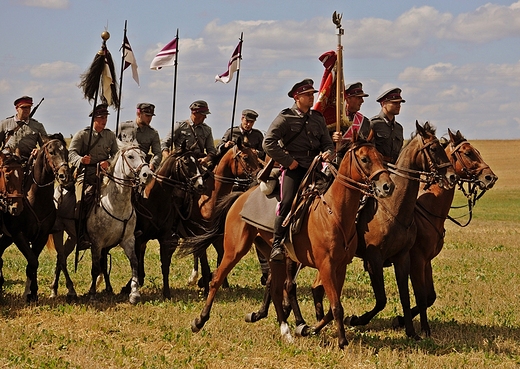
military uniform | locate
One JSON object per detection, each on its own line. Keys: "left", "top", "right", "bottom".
{"left": 0, "top": 116, "right": 47, "bottom": 160}
{"left": 121, "top": 120, "right": 161, "bottom": 169}
{"left": 217, "top": 126, "right": 265, "bottom": 159}
{"left": 69, "top": 127, "right": 118, "bottom": 185}
{"left": 161, "top": 120, "right": 216, "bottom": 159}
{"left": 364, "top": 112, "right": 403, "bottom": 163}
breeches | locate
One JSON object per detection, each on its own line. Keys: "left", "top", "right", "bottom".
{"left": 276, "top": 166, "right": 307, "bottom": 218}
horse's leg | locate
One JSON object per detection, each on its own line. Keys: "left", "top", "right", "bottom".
{"left": 269, "top": 258, "right": 295, "bottom": 343}
{"left": 88, "top": 246, "right": 103, "bottom": 298}
{"left": 0, "top": 241, "right": 10, "bottom": 291}
{"left": 188, "top": 255, "right": 199, "bottom": 286}
{"left": 311, "top": 274, "right": 326, "bottom": 322}
{"left": 121, "top": 239, "right": 147, "bottom": 295}
{"left": 158, "top": 236, "right": 177, "bottom": 299}
{"left": 60, "top": 221, "right": 78, "bottom": 301}
{"left": 100, "top": 248, "right": 113, "bottom": 294}
{"left": 192, "top": 227, "right": 255, "bottom": 333}
{"left": 121, "top": 237, "right": 141, "bottom": 305}
{"left": 348, "top": 250, "right": 387, "bottom": 327}
{"left": 393, "top": 252, "right": 420, "bottom": 340}
{"left": 212, "top": 236, "right": 229, "bottom": 289}
{"left": 50, "top": 231, "right": 65, "bottom": 298}
{"left": 11, "top": 233, "right": 39, "bottom": 302}
{"left": 197, "top": 249, "right": 212, "bottom": 297}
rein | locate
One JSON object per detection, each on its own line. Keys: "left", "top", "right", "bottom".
{"left": 213, "top": 146, "right": 259, "bottom": 188}
{"left": 99, "top": 146, "right": 148, "bottom": 189}
{"left": 31, "top": 139, "right": 69, "bottom": 188}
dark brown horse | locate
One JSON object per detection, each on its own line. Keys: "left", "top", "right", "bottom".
{"left": 185, "top": 138, "right": 262, "bottom": 295}
{"left": 392, "top": 129, "right": 497, "bottom": 335}
{"left": 0, "top": 134, "right": 72, "bottom": 301}
{"left": 336, "top": 121, "right": 457, "bottom": 340}
{"left": 181, "top": 134, "right": 394, "bottom": 348}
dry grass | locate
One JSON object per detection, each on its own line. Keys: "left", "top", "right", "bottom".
{"left": 0, "top": 140, "right": 518, "bottom": 368}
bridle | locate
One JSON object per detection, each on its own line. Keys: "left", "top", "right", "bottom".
{"left": 32, "top": 139, "right": 70, "bottom": 188}
{"left": 213, "top": 145, "right": 260, "bottom": 188}
{"left": 153, "top": 150, "right": 203, "bottom": 193}
{"left": 101, "top": 146, "right": 149, "bottom": 188}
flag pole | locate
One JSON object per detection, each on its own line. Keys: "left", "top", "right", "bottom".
{"left": 332, "top": 11, "right": 344, "bottom": 152}
{"left": 170, "top": 29, "right": 179, "bottom": 152}
{"left": 115, "top": 20, "right": 128, "bottom": 137}
{"left": 228, "top": 32, "right": 243, "bottom": 140}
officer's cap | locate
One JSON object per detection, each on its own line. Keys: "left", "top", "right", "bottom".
{"left": 345, "top": 82, "right": 369, "bottom": 98}
{"left": 14, "top": 96, "right": 33, "bottom": 108}
{"left": 189, "top": 100, "right": 211, "bottom": 115}
{"left": 376, "top": 88, "right": 406, "bottom": 103}
{"left": 89, "top": 103, "right": 110, "bottom": 117}
{"left": 137, "top": 103, "right": 156, "bottom": 116}
{"left": 288, "top": 79, "right": 318, "bottom": 98}
{"left": 242, "top": 109, "right": 258, "bottom": 121}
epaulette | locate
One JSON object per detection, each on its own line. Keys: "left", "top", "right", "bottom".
{"left": 4, "top": 115, "right": 14, "bottom": 119}
{"left": 311, "top": 109, "right": 324, "bottom": 118}
{"left": 280, "top": 108, "right": 292, "bottom": 114}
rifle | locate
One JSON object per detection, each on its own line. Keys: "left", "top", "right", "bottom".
{"left": 29, "top": 97, "right": 44, "bottom": 119}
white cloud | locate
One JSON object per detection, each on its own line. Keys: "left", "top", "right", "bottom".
{"left": 0, "top": 80, "right": 11, "bottom": 94}
{"left": 30, "top": 61, "right": 81, "bottom": 79}
{"left": 19, "top": 0, "right": 69, "bottom": 9}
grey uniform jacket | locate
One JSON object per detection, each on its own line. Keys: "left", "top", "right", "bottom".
{"left": 216, "top": 126, "right": 265, "bottom": 160}
{"left": 0, "top": 116, "right": 47, "bottom": 159}
{"left": 263, "top": 104, "right": 334, "bottom": 169}
{"left": 69, "top": 127, "right": 119, "bottom": 185}
{"left": 121, "top": 120, "right": 161, "bottom": 169}
{"left": 161, "top": 120, "right": 216, "bottom": 159}
{"left": 363, "top": 110, "right": 404, "bottom": 164}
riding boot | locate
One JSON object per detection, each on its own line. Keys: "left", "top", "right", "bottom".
{"left": 270, "top": 216, "right": 287, "bottom": 262}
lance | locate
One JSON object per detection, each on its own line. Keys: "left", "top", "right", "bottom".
{"left": 228, "top": 33, "right": 243, "bottom": 142}
{"left": 170, "top": 29, "right": 180, "bottom": 152}
{"left": 29, "top": 97, "right": 44, "bottom": 119}
{"left": 332, "top": 11, "right": 345, "bottom": 151}
{"left": 115, "top": 20, "right": 128, "bottom": 137}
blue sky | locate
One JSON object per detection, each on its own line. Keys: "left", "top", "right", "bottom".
{"left": 1, "top": 0, "right": 520, "bottom": 140}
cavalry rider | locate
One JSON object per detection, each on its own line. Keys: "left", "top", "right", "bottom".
{"left": 0, "top": 95, "right": 48, "bottom": 165}
{"left": 360, "top": 87, "right": 406, "bottom": 164}
{"left": 217, "top": 109, "right": 266, "bottom": 160}
{"left": 161, "top": 100, "right": 217, "bottom": 170}
{"left": 330, "top": 82, "right": 371, "bottom": 145}
{"left": 119, "top": 103, "right": 161, "bottom": 171}
{"left": 263, "top": 78, "right": 335, "bottom": 262}
{"left": 69, "top": 103, "right": 119, "bottom": 249}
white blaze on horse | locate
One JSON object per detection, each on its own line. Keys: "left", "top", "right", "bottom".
{"left": 86, "top": 142, "right": 152, "bottom": 304}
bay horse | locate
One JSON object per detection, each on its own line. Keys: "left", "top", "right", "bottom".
{"left": 86, "top": 143, "right": 152, "bottom": 304}
{"left": 326, "top": 121, "right": 458, "bottom": 340}
{"left": 0, "top": 133, "right": 72, "bottom": 301}
{"left": 127, "top": 142, "right": 205, "bottom": 299}
{"left": 185, "top": 138, "right": 261, "bottom": 295}
{"left": 181, "top": 133, "right": 394, "bottom": 348}
{"left": 392, "top": 129, "right": 497, "bottom": 335}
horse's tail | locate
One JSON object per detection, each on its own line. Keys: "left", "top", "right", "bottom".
{"left": 46, "top": 234, "right": 56, "bottom": 252}
{"left": 177, "top": 191, "right": 243, "bottom": 258}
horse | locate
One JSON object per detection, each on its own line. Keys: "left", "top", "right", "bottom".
{"left": 127, "top": 143, "right": 205, "bottom": 299}
{"left": 85, "top": 142, "right": 152, "bottom": 304}
{"left": 391, "top": 129, "right": 497, "bottom": 336}
{"left": 0, "top": 133, "right": 72, "bottom": 301}
{"left": 185, "top": 138, "right": 262, "bottom": 295}
{"left": 0, "top": 152, "right": 24, "bottom": 216}
{"left": 180, "top": 132, "right": 395, "bottom": 349}
{"left": 308, "top": 121, "right": 457, "bottom": 340}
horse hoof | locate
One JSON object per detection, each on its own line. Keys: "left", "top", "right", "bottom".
{"left": 66, "top": 294, "right": 78, "bottom": 304}
{"left": 392, "top": 316, "right": 405, "bottom": 329}
{"left": 188, "top": 270, "right": 198, "bottom": 286}
{"left": 346, "top": 315, "right": 358, "bottom": 326}
{"left": 129, "top": 292, "right": 141, "bottom": 305}
{"left": 191, "top": 319, "right": 202, "bottom": 333}
{"left": 295, "top": 324, "right": 311, "bottom": 337}
{"left": 222, "top": 278, "right": 230, "bottom": 289}
{"left": 120, "top": 285, "right": 130, "bottom": 294}
{"left": 49, "top": 290, "right": 57, "bottom": 299}
{"left": 244, "top": 312, "right": 256, "bottom": 323}
{"left": 26, "top": 294, "right": 38, "bottom": 303}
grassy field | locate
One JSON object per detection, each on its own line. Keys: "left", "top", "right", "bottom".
{"left": 0, "top": 140, "right": 518, "bottom": 368}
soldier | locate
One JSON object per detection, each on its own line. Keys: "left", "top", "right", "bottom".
{"left": 161, "top": 100, "right": 216, "bottom": 169}
{"left": 0, "top": 95, "right": 47, "bottom": 162}
{"left": 216, "top": 109, "right": 265, "bottom": 160}
{"left": 69, "top": 103, "right": 119, "bottom": 248}
{"left": 119, "top": 103, "right": 161, "bottom": 171}
{"left": 360, "top": 87, "right": 405, "bottom": 163}
{"left": 331, "top": 82, "right": 371, "bottom": 144}
{"left": 263, "top": 78, "right": 335, "bottom": 262}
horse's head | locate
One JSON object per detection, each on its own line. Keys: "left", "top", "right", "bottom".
{"left": 116, "top": 143, "right": 153, "bottom": 187}
{"left": 41, "top": 133, "right": 73, "bottom": 188}
{"left": 164, "top": 142, "right": 205, "bottom": 194}
{"left": 339, "top": 131, "right": 394, "bottom": 198}
{"left": 404, "top": 121, "right": 458, "bottom": 190}
{"left": 0, "top": 152, "right": 24, "bottom": 215}
{"left": 447, "top": 129, "right": 497, "bottom": 190}
{"left": 215, "top": 138, "right": 262, "bottom": 190}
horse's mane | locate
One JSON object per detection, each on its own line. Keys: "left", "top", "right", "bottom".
{"left": 403, "top": 121, "right": 436, "bottom": 150}
{"left": 46, "top": 132, "right": 66, "bottom": 147}
{"left": 336, "top": 135, "right": 372, "bottom": 157}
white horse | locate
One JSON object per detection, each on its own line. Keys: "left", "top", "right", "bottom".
{"left": 86, "top": 142, "right": 152, "bottom": 304}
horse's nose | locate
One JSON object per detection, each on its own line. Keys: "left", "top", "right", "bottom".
{"left": 383, "top": 181, "right": 395, "bottom": 197}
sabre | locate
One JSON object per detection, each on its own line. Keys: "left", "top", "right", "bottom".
{"left": 332, "top": 11, "right": 345, "bottom": 151}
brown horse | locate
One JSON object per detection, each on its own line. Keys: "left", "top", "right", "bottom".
{"left": 0, "top": 134, "right": 72, "bottom": 301}
{"left": 333, "top": 121, "right": 458, "bottom": 340}
{"left": 185, "top": 138, "right": 262, "bottom": 295}
{"left": 181, "top": 134, "right": 394, "bottom": 348}
{"left": 392, "top": 129, "right": 497, "bottom": 335}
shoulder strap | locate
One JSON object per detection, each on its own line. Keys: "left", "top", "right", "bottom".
{"left": 282, "top": 116, "right": 308, "bottom": 148}
{"left": 188, "top": 124, "right": 206, "bottom": 153}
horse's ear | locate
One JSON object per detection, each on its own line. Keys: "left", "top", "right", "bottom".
{"left": 448, "top": 128, "right": 456, "bottom": 142}
{"left": 236, "top": 136, "right": 244, "bottom": 149}
{"left": 366, "top": 129, "right": 374, "bottom": 142}
{"left": 41, "top": 133, "right": 50, "bottom": 144}
{"left": 415, "top": 120, "right": 426, "bottom": 137}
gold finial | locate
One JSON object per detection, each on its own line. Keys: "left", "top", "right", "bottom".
{"left": 101, "top": 30, "right": 110, "bottom": 41}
